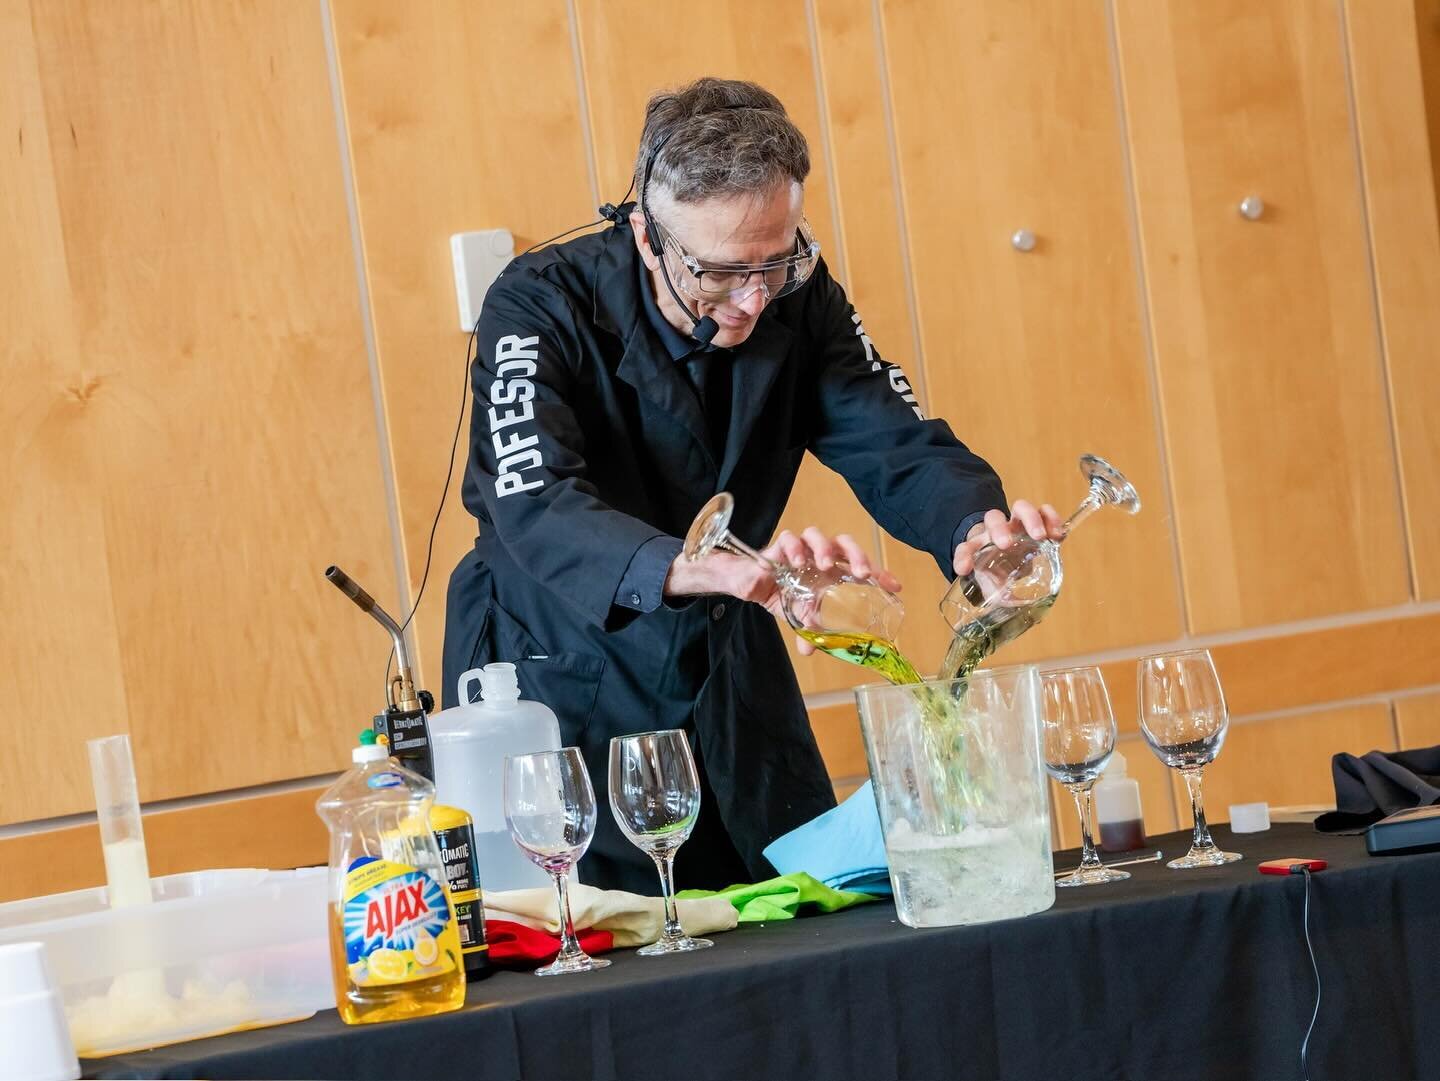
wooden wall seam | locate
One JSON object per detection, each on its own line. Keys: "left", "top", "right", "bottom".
{"left": 318, "top": 0, "right": 419, "bottom": 661}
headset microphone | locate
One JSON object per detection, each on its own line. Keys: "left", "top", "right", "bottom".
{"left": 691, "top": 315, "right": 720, "bottom": 345}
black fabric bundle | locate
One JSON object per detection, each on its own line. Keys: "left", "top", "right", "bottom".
{"left": 1314, "top": 745, "right": 1440, "bottom": 833}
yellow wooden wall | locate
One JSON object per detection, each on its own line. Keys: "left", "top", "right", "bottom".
{"left": 3, "top": 0, "right": 1439, "bottom": 900}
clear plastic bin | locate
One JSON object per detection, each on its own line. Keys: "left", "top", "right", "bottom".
{"left": 0, "top": 867, "right": 330, "bottom": 1057}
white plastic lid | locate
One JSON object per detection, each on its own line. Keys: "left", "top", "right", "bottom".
{"left": 1101, "top": 750, "right": 1128, "bottom": 778}
{"left": 480, "top": 662, "right": 520, "bottom": 702}
{"left": 352, "top": 743, "right": 388, "bottom": 764}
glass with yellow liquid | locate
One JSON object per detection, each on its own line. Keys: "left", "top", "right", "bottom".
{"left": 683, "top": 493, "right": 917, "bottom": 684}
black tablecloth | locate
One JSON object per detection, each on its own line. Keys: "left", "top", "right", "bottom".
{"left": 86, "top": 824, "right": 1440, "bottom": 1080}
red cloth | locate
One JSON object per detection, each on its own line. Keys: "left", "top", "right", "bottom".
{"left": 485, "top": 918, "right": 615, "bottom": 967}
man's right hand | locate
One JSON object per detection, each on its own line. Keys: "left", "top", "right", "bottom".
{"left": 664, "top": 527, "right": 901, "bottom": 654}
{"left": 664, "top": 552, "right": 782, "bottom": 611}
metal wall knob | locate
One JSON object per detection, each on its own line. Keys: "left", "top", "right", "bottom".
{"left": 1011, "top": 229, "right": 1037, "bottom": 252}
{"left": 1238, "top": 196, "right": 1265, "bottom": 221}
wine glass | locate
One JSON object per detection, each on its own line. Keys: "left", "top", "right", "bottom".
{"left": 504, "top": 748, "right": 612, "bottom": 975}
{"left": 1040, "top": 666, "right": 1129, "bottom": 887}
{"left": 608, "top": 730, "right": 714, "bottom": 955}
{"left": 1136, "top": 649, "right": 1242, "bottom": 869}
{"left": 684, "top": 492, "right": 912, "bottom": 680}
{"left": 937, "top": 455, "right": 1140, "bottom": 681}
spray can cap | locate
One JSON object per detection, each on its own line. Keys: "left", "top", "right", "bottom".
{"left": 353, "top": 728, "right": 387, "bottom": 764}
{"left": 480, "top": 662, "right": 521, "bottom": 703}
{"left": 1102, "top": 749, "right": 1127, "bottom": 778}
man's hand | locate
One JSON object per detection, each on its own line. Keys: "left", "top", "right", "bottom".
{"left": 665, "top": 527, "right": 900, "bottom": 654}
{"left": 952, "top": 500, "right": 1065, "bottom": 577}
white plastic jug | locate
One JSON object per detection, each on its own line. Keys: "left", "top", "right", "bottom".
{"left": 429, "top": 663, "right": 562, "bottom": 892}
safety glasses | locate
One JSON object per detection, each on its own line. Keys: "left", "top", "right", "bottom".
{"left": 653, "top": 218, "right": 820, "bottom": 303}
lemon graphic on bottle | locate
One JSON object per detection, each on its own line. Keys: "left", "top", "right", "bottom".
{"left": 366, "top": 948, "right": 409, "bottom": 984}
{"left": 412, "top": 929, "right": 439, "bottom": 968}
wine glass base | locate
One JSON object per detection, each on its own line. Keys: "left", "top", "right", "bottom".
{"left": 1055, "top": 865, "right": 1131, "bottom": 888}
{"left": 534, "top": 952, "right": 612, "bottom": 977}
{"left": 1167, "top": 847, "right": 1242, "bottom": 870}
{"left": 637, "top": 934, "right": 714, "bottom": 956}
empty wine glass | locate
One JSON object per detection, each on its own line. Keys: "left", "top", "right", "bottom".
{"left": 608, "top": 730, "right": 714, "bottom": 955}
{"left": 684, "top": 492, "right": 916, "bottom": 682}
{"left": 504, "top": 748, "right": 612, "bottom": 975}
{"left": 1137, "top": 649, "right": 1242, "bottom": 869}
{"left": 1040, "top": 666, "right": 1129, "bottom": 887}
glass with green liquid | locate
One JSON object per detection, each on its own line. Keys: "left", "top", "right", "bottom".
{"left": 682, "top": 493, "right": 916, "bottom": 685}
{"left": 937, "top": 454, "right": 1141, "bottom": 682}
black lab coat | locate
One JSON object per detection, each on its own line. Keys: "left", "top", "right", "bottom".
{"left": 442, "top": 217, "right": 1006, "bottom": 894}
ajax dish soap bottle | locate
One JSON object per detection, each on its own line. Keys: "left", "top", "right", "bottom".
{"left": 316, "top": 731, "right": 465, "bottom": 1024}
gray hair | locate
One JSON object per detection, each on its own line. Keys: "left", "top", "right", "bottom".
{"left": 633, "top": 77, "right": 811, "bottom": 213}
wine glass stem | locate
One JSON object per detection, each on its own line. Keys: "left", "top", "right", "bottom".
{"left": 718, "top": 533, "right": 786, "bottom": 580}
{"left": 654, "top": 851, "right": 684, "bottom": 941}
{"left": 1181, "top": 767, "right": 1216, "bottom": 851}
{"left": 1059, "top": 490, "right": 1103, "bottom": 538}
{"left": 553, "top": 869, "right": 584, "bottom": 961}
{"left": 1070, "top": 783, "right": 1103, "bottom": 868}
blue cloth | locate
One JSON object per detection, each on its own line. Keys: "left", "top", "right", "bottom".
{"left": 763, "top": 779, "right": 891, "bottom": 896}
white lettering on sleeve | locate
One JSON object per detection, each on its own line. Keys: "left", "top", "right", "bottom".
{"left": 490, "top": 334, "right": 547, "bottom": 497}
{"left": 852, "top": 312, "right": 924, "bottom": 420}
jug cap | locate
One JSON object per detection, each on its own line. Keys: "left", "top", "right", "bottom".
{"left": 1101, "top": 750, "right": 1127, "bottom": 778}
{"left": 480, "top": 662, "right": 520, "bottom": 703}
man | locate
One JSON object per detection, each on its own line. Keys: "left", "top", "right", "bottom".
{"left": 443, "top": 77, "right": 1061, "bottom": 894}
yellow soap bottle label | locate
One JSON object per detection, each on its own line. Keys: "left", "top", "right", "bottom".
{"left": 342, "top": 857, "right": 459, "bottom": 986}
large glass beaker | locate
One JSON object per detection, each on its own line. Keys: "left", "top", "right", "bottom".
{"left": 855, "top": 667, "right": 1055, "bottom": 928}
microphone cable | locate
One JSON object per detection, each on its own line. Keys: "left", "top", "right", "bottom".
{"left": 382, "top": 313, "right": 479, "bottom": 701}
{"left": 1295, "top": 864, "right": 1321, "bottom": 1081}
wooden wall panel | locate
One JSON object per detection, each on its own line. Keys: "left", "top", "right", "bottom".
{"left": 875, "top": 0, "right": 1182, "bottom": 678}
{"left": 1170, "top": 703, "right": 1396, "bottom": 820}
{"left": 1100, "top": 610, "right": 1440, "bottom": 735}
{"left": 810, "top": 700, "right": 868, "bottom": 781}
{"left": 1345, "top": 0, "right": 1440, "bottom": 599}
{"left": 0, "top": 787, "right": 329, "bottom": 904}
{"left": 329, "top": 0, "right": 599, "bottom": 691}
{"left": 574, "top": 0, "right": 875, "bottom": 696}
{"left": 1395, "top": 692, "right": 1440, "bottom": 748}
{"left": 1417, "top": 0, "right": 1440, "bottom": 220}
{"left": 1114, "top": 0, "right": 1409, "bottom": 632}
{"left": 2, "top": 1, "right": 395, "bottom": 823}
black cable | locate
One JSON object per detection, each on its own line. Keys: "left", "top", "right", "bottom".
{"left": 1298, "top": 866, "right": 1320, "bottom": 1081}
{"left": 520, "top": 214, "right": 609, "bottom": 257}
{"left": 383, "top": 314, "right": 480, "bottom": 701}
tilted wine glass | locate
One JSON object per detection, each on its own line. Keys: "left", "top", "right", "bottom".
{"left": 1136, "top": 649, "right": 1242, "bottom": 869}
{"left": 683, "top": 492, "right": 918, "bottom": 683}
{"left": 937, "top": 454, "right": 1141, "bottom": 681}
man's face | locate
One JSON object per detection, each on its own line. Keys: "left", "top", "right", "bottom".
{"left": 633, "top": 181, "right": 804, "bottom": 350}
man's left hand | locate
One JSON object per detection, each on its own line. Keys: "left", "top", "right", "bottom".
{"left": 952, "top": 500, "right": 1065, "bottom": 577}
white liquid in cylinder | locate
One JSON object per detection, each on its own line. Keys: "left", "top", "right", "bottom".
{"left": 102, "top": 838, "right": 154, "bottom": 907}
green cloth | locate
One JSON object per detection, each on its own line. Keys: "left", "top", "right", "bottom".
{"left": 677, "top": 871, "right": 878, "bottom": 923}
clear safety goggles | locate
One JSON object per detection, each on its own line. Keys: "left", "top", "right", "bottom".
{"left": 655, "top": 218, "right": 820, "bottom": 303}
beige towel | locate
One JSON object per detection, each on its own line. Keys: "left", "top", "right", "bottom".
{"left": 485, "top": 884, "right": 738, "bottom": 947}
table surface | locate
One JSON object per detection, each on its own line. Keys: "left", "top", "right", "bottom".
{"left": 86, "top": 823, "right": 1440, "bottom": 1080}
